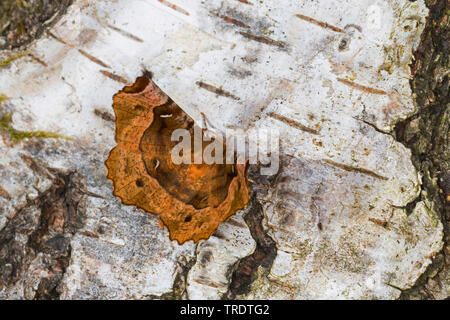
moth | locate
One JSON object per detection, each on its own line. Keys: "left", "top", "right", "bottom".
{"left": 105, "top": 76, "right": 250, "bottom": 244}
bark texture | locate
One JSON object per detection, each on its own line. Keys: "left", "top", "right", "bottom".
{"left": 0, "top": 0, "right": 73, "bottom": 50}
{"left": 397, "top": 0, "right": 449, "bottom": 300}
{"left": 0, "top": 0, "right": 447, "bottom": 300}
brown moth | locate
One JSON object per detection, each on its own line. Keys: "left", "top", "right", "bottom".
{"left": 105, "top": 76, "right": 250, "bottom": 244}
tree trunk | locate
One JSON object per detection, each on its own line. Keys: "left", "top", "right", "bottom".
{"left": 0, "top": 0, "right": 447, "bottom": 300}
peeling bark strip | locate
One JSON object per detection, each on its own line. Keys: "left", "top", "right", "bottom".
{"left": 157, "top": 0, "right": 190, "bottom": 16}
{"left": 239, "top": 32, "right": 287, "bottom": 49}
{"left": 295, "top": 14, "right": 344, "bottom": 33}
{"left": 106, "top": 23, "right": 144, "bottom": 42}
{"left": 196, "top": 81, "right": 241, "bottom": 100}
{"left": 323, "top": 159, "right": 388, "bottom": 180}
{"left": 268, "top": 112, "right": 319, "bottom": 135}
{"left": 337, "top": 78, "right": 388, "bottom": 95}
{"left": 100, "top": 70, "right": 128, "bottom": 84}
{"left": 230, "top": 196, "right": 277, "bottom": 296}
{"left": 0, "top": 169, "right": 87, "bottom": 299}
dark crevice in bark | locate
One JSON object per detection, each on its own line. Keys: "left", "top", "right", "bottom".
{"left": 394, "top": 0, "right": 449, "bottom": 300}
{"left": 144, "top": 249, "right": 197, "bottom": 300}
{"left": 227, "top": 193, "right": 277, "bottom": 297}
{"left": 169, "top": 250, "right": 198, "bottom": 300}
{"left": 173, "top": 256, "right": 197, "bottom": 300}
{"left": 0, "top": 0, "right": 74, "bottom": 51}
{"left": 0, "top": 167, "right": 87, "bottom": 300}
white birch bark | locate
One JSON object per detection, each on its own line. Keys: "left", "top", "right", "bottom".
{"left": 0, "top": 0, "right": 443, "bottom": 299}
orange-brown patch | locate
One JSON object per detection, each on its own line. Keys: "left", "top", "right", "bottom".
{"left": 105, "top": 77, "right": 249, "bottom": 244}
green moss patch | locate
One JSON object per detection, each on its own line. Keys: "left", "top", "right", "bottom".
{"left": 0, "top": 113, "right": 71, "bottom": 141}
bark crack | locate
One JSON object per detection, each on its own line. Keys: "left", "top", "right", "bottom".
{"left": 394, "top": 0, "right": 449, "bottom": 300}
{"left": 226, "top": 193, "right": 277, "bottom": 298}
{"left": 0, "top": 162, "right": 87, "bottom": 300}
